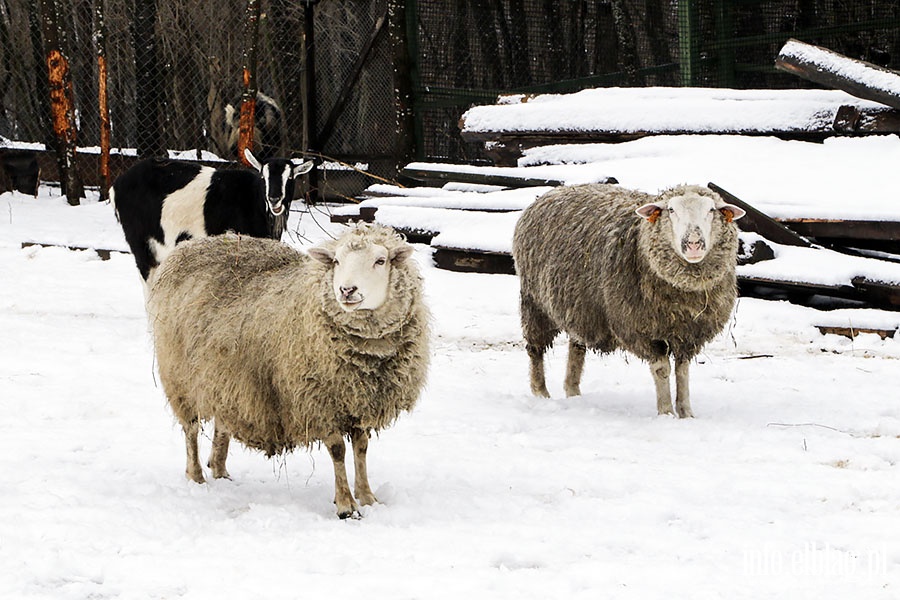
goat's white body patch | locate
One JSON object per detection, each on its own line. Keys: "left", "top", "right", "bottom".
{"left": 152, "top": 167, "right": 214, "bottom": 265}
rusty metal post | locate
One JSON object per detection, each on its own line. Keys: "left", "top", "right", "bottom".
{"left": 238, "top": 0, "right": 261, "bottom": 167}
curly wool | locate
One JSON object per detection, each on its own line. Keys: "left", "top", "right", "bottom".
{"left": 147, "top": 226, "right": 430, "bottom": 456}
{"left": 513, "top": 183, "right": 739, "bottom": 364}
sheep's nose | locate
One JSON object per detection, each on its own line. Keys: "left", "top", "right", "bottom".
{"left": 340, "top": 285, "right": 357, "bottom": 299}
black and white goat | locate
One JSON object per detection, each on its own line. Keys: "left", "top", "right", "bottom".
{"left": 110, "top": 149, "right": 314, "bottom": 284}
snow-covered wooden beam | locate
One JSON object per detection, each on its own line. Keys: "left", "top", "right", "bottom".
{"left": 775, "top": 38, "right": 900, "bottom": 111}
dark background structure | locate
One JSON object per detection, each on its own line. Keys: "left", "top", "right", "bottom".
{"left": 1, "top": 0, "right": 898, "bottom": 200}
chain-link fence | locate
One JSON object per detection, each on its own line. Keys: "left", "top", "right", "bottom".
{"left": 412, "top": 0, "right": 900, "bottom": 161}
{"left": 1, "top": 0, "right": 899, "bottom": 196}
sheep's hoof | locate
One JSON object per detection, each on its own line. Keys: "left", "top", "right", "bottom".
{"left": 185, "top": 469, "right": 206, "bottom": 484}
{"left": 356, "top": 491, "right": 378, "bottom": 507}
{"left": 212, "top": 469, "right": 232, "bottom": 480}
{"left": 564, "top": 385, "right": 581, "bottom": 398}
{"left": 677, "top": 406, "right": 695, "bottom": 419}
{"left": 337, "top": 508, "right": 362, "bottom": 520}
{"left": 657, "top": 405, "right": 675, "bottom": 417}
{"left": 532, "top": 386, "right": 551, "bottom": 398}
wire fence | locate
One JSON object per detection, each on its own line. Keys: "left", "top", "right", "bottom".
{"left": 1, "top": 0, "right": 898, "bottom": 195}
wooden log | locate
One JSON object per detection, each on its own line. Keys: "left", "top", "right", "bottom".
{"left": 737, "top": 237, "right": 775, "bottom": 265}
{"left": 815, "top": 325, "right": 896, "bottom": 340}
{"left": 21, "top": 241, "right": 127, "bottom": 261}
{"left": 329, "top": 206, "right": 378, "bottom": 223}
{"left": 777, "top": 218, "right": 900, "bottom": 242}
{"left": 471, "top": 130, "right": 838, "bottom": 166}
{"left": 707, "top": 183, "right": 813, "bottom": 248}
{"left": 401, "top": 165, "right": 570, "bottom": 188}
{"left": 775, "top": 39, "right": 900, "bottom": 111}
{"left": 432, "top": 246, "right": 516, "bottom": 275}
{"left": 851, "top": 277, "right": 900, "bottom": 309}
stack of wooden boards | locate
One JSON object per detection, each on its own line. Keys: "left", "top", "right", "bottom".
{"left": 331, "top": 40, "right": 900, "bottom": 321}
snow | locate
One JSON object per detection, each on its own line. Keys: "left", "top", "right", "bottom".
{"left": 461, "top": 87, "right": 888, "bottom": 134}
{"left": 780, "top": 39, "right": 900, "bottom": 98}
{"left": 2, "top": 137, "right": 900, "bottom": 598}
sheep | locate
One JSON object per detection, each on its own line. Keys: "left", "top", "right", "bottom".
{"left": 110, "top": 149, "right": 313, "bottom": 286}
{"left": 146, "top": 223, "right": 430, "bottom": 518}
{"left": 512, "top": 183, "right": 746, "bottom": 418}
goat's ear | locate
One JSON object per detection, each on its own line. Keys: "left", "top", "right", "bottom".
{"left": 719, "top": 204, "right": 746, "bottom": 223}
{"left": 308, "top": 246, "right": 335, "bottom": 264}
{"left": 244, "top": 148, "right": 263, "bottom": 172}
{"left": 636, "top": 202, "right": 664, "bottom": 224}
{"left": 291, "top": 160, "right": 315, "bottom": 178}
{"left": 389, "top": 244, "right": 414, "bottom": 264}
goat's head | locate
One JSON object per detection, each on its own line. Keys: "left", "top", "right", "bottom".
{"left": 308, "top": 229, "right": 415, "bottom": 312}
{"left": 636, "top": 186, "right": 745, "bottom": 263}
{"left": 244, "top": 148, "right": 314, "bottom": 218}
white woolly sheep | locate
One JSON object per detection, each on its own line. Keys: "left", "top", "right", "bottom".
{"left": 147, "top": 224, "right": 430, "bottom": 518}
{"left": 512, "top": 183, "right": 746, "bottom": 417}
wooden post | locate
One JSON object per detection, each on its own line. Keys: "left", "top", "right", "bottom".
{"left": 94, "top": 0, "right": 110, "bottom": 200}
{"left": 776, "top": 39, "right": 900, "bottom": 111}
{"left": 40, "top": 0, "right": 83, "bottom": 204}
{"left": 678, "top": 0, "right": 700, "bottom": 87}
{"left": 404, "top": 0, "right": 424, "bottom": 161}
{"left": 301, "top": 0, "right": 319, "bottom": 202}
{"left": 238, "top": 0, "right": 261, "bottom": 167}
{"left": 388, "top": 0, "right": 416, "bottom": 170}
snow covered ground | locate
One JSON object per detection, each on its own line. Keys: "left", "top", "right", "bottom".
{"left": 1, "top": 181, "right": 898, "bottom": 599}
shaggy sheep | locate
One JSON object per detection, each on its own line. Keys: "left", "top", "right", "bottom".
{"left": 512, "top": 183, "right": 746, "bottom": 418}
{"left": 147, "top": 224, "right": 430, "bottom": 518}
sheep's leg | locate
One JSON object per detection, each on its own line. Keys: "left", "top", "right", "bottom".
{"left": 649, "top": 356, "right": 675, "bottom": 416}
{"left": 350, "top": 428, "right": 377, "bottom": 507}
{"left": 526, "top": 344, "right": 551, "bottom": 398}
{"left": 183, "top": 419, "right": 206, "bottom": 483}
{"left": 325, "top": 432, "right": 359, "bottom": 519}
{"left": 674, "top": 359, "right": 693, "bottom": 418}
{"left": 208, "top": 422, "right": 232, "bottom": 479}
{"left": 564, "top": 339, "right": 587, "bottom": 397}
{"left": 520, "top": 294, "right": 557, "bottom": 398}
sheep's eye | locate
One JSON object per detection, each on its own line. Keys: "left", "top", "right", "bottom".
{"left": 374, "top": 257, "right": 386, "bottom": 266}
{"left": 667, "top": 207, "right": 675, "bottom": 214}
{"left": 333, "top": 259, "right": 340, "bottom": 266}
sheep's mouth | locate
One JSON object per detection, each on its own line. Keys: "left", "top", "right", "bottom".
{"left": 339, "top": 296, "right": 364, "bottom": 310}
{"left": 681, "top": 240, "right": 707, "bottom": 262}
{"left": 269, "top": 201, "right": 285, "bottom": 217}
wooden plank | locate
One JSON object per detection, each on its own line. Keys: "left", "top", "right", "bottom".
{"left": 21, "top": 241, "right": 127, "bottom": 260}
{"left": 401, "top": 165, "right": 570, "bottom": 188}
{"left": 471, "top": 130, "right": 839, "bottom": 166}
{"left": 776, "top": 38, "right": 900, "bottom": 111}
{"left": 815, "top": 325, "right": 896, "bottom": 340}
{"left": 851, "top": 277, "right": 900, "bottom": 309}
{"left": 329, "top": 206, "right": 377, "bottom": 223}
{"left": 776, "top": 218, "right": 900, "bottom": 242}
{"left": 833, "top": 105, "right": 900, "bottom": 133}
{"left": 707, "top": 183, "right": 813, "bottom": 248}
{"left": 739, "top": 275, "right": 899, "bottom": 311}
{"left": 431, "top": 246, "right": 515, "bottom": 275}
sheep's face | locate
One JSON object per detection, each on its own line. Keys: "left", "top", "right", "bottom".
{"left": 309, "top": 240, "right": 414, "bottom": 312}
{"left": 636, "top": 190, "right": 745, "bottom": 264}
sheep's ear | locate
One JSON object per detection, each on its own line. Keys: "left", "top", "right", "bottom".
{"left": 291, "top": 160, "right": 315, "bottom": 178}
{"left": 719, "top": 204, "right": 746, "bottom": 223}
{"left": 636, "top": 203, "right": 664, "bottom": 224}
{"left": 389, "top": 244, "right": 414, "bottom": 264}
{"left": 308, "top": 246, "right": 335, "bottom": 264}
{"left": 244, "top": 148, "right": 263, "bottom": 172}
